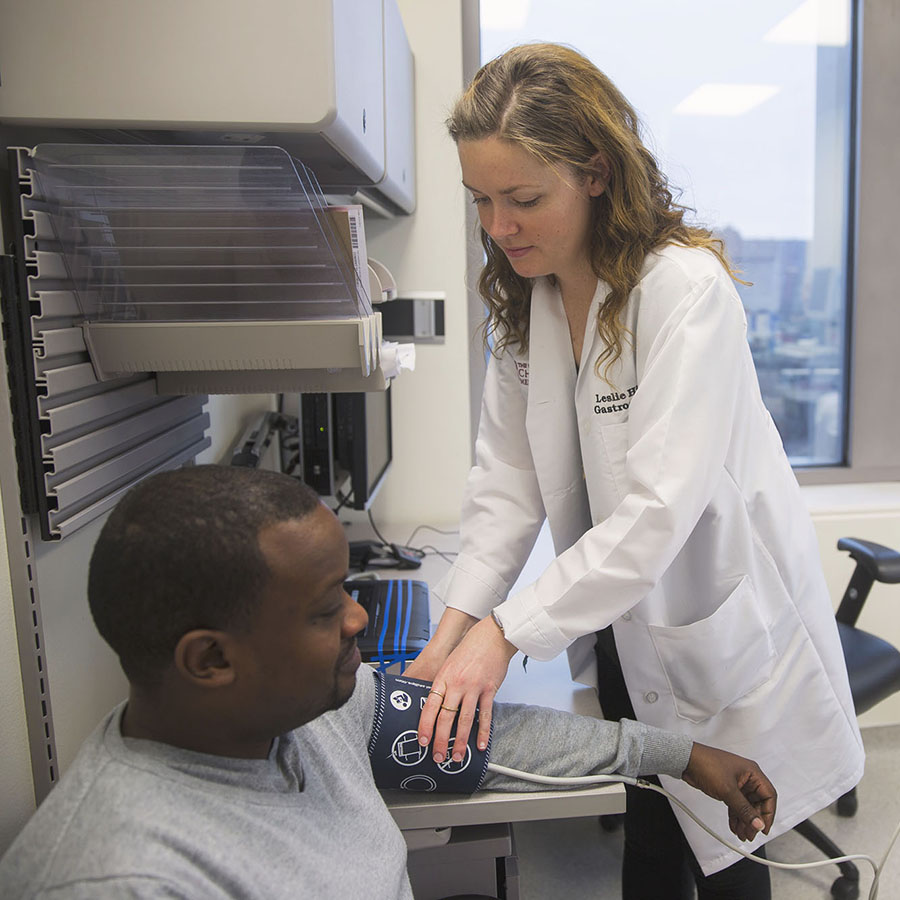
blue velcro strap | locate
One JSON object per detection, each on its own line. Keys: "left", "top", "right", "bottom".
{"left": 368, "top": 671, "right": 492, "bottom": 794}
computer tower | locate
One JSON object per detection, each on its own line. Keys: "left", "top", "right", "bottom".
{"left": 300, "top": 386, "right": 391, "bottom": 508}
{"left": 300, "top": 393, "right": 344, "bottom": 497}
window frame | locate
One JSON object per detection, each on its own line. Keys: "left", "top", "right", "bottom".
{"left": 463, "top": 0, "right": 900, "bottom": 485}
{"left": 796, "top": 0, "right": 900, "bottom": 485}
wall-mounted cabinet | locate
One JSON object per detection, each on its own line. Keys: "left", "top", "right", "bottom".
{"left": 0, "top": 0, "right": 415, "bottom": 214}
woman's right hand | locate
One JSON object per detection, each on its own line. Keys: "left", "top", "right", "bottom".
{"left": 415, "top": 613, "right": 518, "bottom": 762}
{"left": 402, "top": 642, "right": 451, "bottom": 682}
{"left": 404, "top": 607, "right": 480, "bottom": 681}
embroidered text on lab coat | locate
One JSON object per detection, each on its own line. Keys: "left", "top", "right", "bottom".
{"left": 594, "top": 385, "right": 637, "bottom": 415}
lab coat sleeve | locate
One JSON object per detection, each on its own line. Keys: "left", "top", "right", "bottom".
{"left": 433, "top": 349, "right": 547, "bottom": 620}
{"left": 481, "top": 702, "right": 693, "bottom": 789}
{"left": 494, "top": 269, "right": 749, "bottom": 658}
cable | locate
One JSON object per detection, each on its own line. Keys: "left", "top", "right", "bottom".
{"left": 419, "top": 544, "right": 459, "bottom": 566}
{"left": 364, "top": 508, "right": 428, "bottom": 563}
{"left": 332, "top": 490, "right": 352, "bottom": 515}
{"left": 359, "top": 517, "right": 459, "bottom": 566}
{"left": 641, "top": 779, "right": 877, "bottom": 880}
{"left": 485, "top": 762, "right": 894, "bottom": 899}
{"left": 488, "top": 762, "right": 637, "bottom": 787}
{"left": 870, "top": 817, "right": 900, "bottom": 900}
{"left": 404, "top": 523, "right": 460, "bottom": 547}
{"left": 367, "top": 507, "right": 391, "bottom": 546}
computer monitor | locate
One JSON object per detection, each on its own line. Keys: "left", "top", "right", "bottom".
{"left": 300, "top": 386, "right": 392, "bottom": 510}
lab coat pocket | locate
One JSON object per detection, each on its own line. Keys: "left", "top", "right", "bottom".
{"left": 648, "top": 577, "right": 776, "bottom": 723}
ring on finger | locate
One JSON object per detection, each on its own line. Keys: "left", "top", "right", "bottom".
{"left": 440, "top": 705, "right": 460, "bottom": 713}
{"left": 429, "top": 688, "right": 445, "bottom": 699}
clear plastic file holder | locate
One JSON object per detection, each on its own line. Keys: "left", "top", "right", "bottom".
{"left": 24, "top": 144, "right": 382, "bottom": 391}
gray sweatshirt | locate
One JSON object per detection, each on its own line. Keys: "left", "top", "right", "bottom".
{"left": 0, "top": 665, "right": 692, "bottom": 899}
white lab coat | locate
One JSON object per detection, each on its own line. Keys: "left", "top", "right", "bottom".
{"left": 435, "top": 244, "right": 864, "bottom": 874}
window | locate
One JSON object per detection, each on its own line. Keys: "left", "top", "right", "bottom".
{"left": 479, "top": 0, "right": 857, "bottom": 469}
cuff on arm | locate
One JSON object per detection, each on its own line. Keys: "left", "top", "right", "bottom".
{"left": 624, "top": 718, "right": 693, "bottom": 779}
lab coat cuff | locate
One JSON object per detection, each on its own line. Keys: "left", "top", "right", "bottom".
{"left": 432, "top": 554, "right": 510, "bottom": 620}
{"left": 493, "top": 587, "right": 572, "bottom": 661}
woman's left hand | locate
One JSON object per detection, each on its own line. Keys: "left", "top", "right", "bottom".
{"left": 417, "top": 614, "right": 519, "bottom": 763}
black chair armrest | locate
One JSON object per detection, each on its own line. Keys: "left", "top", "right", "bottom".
{"left": 837, "top": 538, "right": 900, "bottom": 584}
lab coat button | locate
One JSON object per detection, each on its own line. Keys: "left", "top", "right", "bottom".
{"left": 644, "top": 691, "right": 658, "bottom": 704}
{"left": 621, "top": 611, "right": 632, "bottom": 621}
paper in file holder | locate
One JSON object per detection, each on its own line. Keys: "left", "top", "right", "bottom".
{"left": 26, "top": 144, "right": 387, "bottom": 393}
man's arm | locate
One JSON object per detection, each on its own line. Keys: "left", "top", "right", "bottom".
{"left": 483, "top": 702, "right": 775, "bottom": 841}
{"left": 483, "top": 702, "right": 692, "bottom": 786}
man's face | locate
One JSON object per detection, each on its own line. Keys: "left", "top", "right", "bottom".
{"left": 233, "top": 504, "right": 368, "bottom": 737}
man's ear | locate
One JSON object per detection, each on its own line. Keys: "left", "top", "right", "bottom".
{"left": 174, "top": 630, "right": 237, "bottom": 688}
{"left": 586, "top": 152, "right": 611, "bottom": 197}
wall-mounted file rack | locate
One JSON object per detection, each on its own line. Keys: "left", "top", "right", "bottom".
{"left": 2, "top": 149, "right": 212, "bottom": 541}
{"left": 26, "top": 143, "right": 386, "bottom": 394}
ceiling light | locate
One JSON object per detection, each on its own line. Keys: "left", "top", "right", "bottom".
{"left": 674, "top": 84, "right": 781, "bottom": 117}
{"left": 481, "top": 0, "right": 531, "bottom": 31}
{"left": 765, "top": 0, "right": 850, "bottom": 46}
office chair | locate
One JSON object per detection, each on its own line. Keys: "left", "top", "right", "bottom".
{"left": 794, "top": 537, "right": 900, "bottom": 900}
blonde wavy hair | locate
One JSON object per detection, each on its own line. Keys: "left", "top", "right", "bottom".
{"left": 448, "top": 42, "right": 739, "bottom": 374}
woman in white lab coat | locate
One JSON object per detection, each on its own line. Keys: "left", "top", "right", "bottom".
{"left": 405, "top": 43, "right": 864, "bottom": 898}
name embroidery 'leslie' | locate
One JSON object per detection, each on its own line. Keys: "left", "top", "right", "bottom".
{"left": 594, "top": 385, "right": 636, "bottom": 415}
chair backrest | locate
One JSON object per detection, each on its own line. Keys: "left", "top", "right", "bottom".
{"left": 835, "top": 538, "right": 900, "bottom": 714}
{"left": 835, "top": 537, "right": 900, "bottom": 626}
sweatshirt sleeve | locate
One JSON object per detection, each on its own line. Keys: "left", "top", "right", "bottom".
{"left": 31, "top": 876, "right": 191, "bottom": 898}
{"left": 480, "top": 702, "right": 693, "bottom": 792}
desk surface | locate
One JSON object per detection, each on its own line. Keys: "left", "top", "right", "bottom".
{"left": 363, "top": 525, "right": 627, "bottom": 829}
{"left": 385, "top": 782, "right": 625, "bottom": 830}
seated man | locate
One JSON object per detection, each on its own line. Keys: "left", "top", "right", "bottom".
{"left": 0, "top": 466, "right": 775, "bottom": 899}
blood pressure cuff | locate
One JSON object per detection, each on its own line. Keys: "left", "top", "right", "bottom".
{"left": 368, "top": 671, "right": 492, "bottom": 793}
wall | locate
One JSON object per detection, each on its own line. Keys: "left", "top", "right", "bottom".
{"left": 0, "top": 170, "right": 40, "bottom": 849}
{"left": 365, "top": 0, "right": 473, "bottom": 528}
{"left": 195, "top": 395, "right": 277, "bottom": 467}
{"left": 0, "top": 480, "right": 35, "bottom": 851}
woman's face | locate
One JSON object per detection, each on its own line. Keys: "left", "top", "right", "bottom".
{"left": 458, "top": 136, "right": 605, "bottom": 284}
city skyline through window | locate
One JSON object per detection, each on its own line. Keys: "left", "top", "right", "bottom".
{"left": 480, "top": 0, "right": 855, "bottom": 466}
